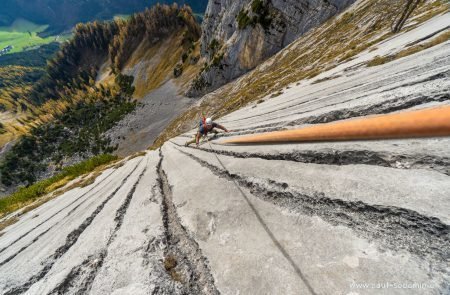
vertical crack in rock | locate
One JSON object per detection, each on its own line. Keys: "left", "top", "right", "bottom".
{"left": 140, "top": 184, "right": 182, "bottom": 295}
{"left": 156, "top": 149, "right": 220, "bottom": 295}
{"left": 176, "top": 148, "right": 450, "bottom": 275}
{"left": 0, "top": 169, "right": 117, "bottom": 255}
{"left": 3, "top": 160, "right": 143, "bottom": 295}
{"left": 142, "top": 236, "right": 157, "bottom": 267}
{"left": 49, "top": 162, "right": 149, "bottom": 295}
{"left": 142, "top": 235, "right": 182, "bottom": 294}
{"left": 172, "top": 142, "right": 450, "bottom": 176}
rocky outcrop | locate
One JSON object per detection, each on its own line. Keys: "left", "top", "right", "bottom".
{"left": 186, "top": 0, "right": 355, "bottom": 97}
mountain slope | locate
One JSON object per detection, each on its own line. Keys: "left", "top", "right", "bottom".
{"left": 0, "top": 7, "right": 448, "bottom": 294}
{"left": 0, "top": 0, "right": 208, "bottom": 34}
{"left": 0, "top": 4, "right": 202, "bottom": 195}
{"left": 0, "top": 43, "right": 60, "bottom": 147}
{"left": 186, "top": 0, "right": 356, "bottom": 96}
{"left": 100, "top": 6, "right": 203, "bottom": 156}
{"left": 155, "top": 0, "right": 448, "bottom": 146}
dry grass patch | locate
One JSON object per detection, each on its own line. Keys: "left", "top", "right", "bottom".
{"left": 367, "top": 55, "right": 391, "bottom": 66}
{"left": 128, "top": 30, "right": 202, "bottom": 98}
{"left": 164, "top": 255, "right": 183, "bottom": 282}
{"left": 109, "top": 160, "right": 126, "bottom": 170}
{"left": 78, "top": 171, "right": 102, "bottom": 188}
{"left": 44, "top": 176, "right": 72, "bottom": 194}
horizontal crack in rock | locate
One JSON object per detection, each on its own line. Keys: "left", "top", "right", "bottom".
{"left": 176, "top": 148, "right": 449, "bottom": 275}
{"left": 172, "top": 141, "right": 450, "bottom": 176}
{"left": 288, "top": 93, "right": 450, "bottom": 125}
{"left": 210, "top": 92, "right": 450, "bottom": 138}
{"left": 223, "top": 69, "right": 449, "bottom": 125}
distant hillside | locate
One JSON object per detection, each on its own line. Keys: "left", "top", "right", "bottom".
{"left": 0, "top": 0, "right": 208, "bottom": 35}
{"left": 0, "top": 44, "right": 60, "bottom": 146}
{"left": 0, "top": 4, "right": 201, "bottom": 194}
{"left": 0, "top": 42, "right": 59, "bottom": 67}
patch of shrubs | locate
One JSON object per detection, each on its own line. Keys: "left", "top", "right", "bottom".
{"left": 0, "top": 75, "right": 136, "bottom": 187}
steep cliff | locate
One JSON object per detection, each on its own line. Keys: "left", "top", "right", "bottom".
{"left": 187, "top": 0, "right": 355, "bottom": 96}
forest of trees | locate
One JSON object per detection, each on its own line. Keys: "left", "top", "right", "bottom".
{"left": 109, "top": 4, "right": 201, "bottom": 72}
{"left": 30, "top": 21, "right": 120, "bottom": 104}
{"left": 1, "top": 4, "right": 202, "bottom": 189}
{"left": 0, "top": 43, "right": 60, "bottom": 114}
{"left": 0, "top": 76, "right": 136, "bottom": 186}
{"left": 28, "top": 4, "right": 201, "bottom": 105}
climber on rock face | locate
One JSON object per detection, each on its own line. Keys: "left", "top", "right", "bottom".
{"left": 185, "top": 117, "right": 229, "bottom": 147}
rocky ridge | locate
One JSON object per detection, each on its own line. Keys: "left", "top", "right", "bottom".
{"left": 187, "top": 0, "right": 355, "bottom": 96}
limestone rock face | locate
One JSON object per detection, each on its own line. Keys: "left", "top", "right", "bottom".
{"left": 187, "top": 0, "right": 355, "bottom": 97}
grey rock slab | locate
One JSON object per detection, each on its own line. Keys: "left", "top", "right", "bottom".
{"left": 0, "top": 168, "right": 117, "bottom": 254}
{"left": 89, "top": 152, "right": 175, "bottom": 294}
{"left": 25, "top": 156, "right": 148, "bottom": 294}
{"left": 172, "top": 135, "right": 450, "bottom": 160}
{"left": 161, "top": 143, "right": 441, "bottom": 295}
{"left": 220, "top": 43, "right": 450, "bottom": 129}
{"left": 177, "top": 143, "right": 450, "bottom": 224}
{"left": 0, "top": 161, "right": 140, "bottom": 292}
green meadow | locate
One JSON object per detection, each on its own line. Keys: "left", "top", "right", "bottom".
{"left": 0, "top": 18, "right": 58, "bottom": 53}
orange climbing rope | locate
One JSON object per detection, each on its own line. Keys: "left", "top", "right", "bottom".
{"left": 222, "top": 105, "right": 450, "bottom": 144}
